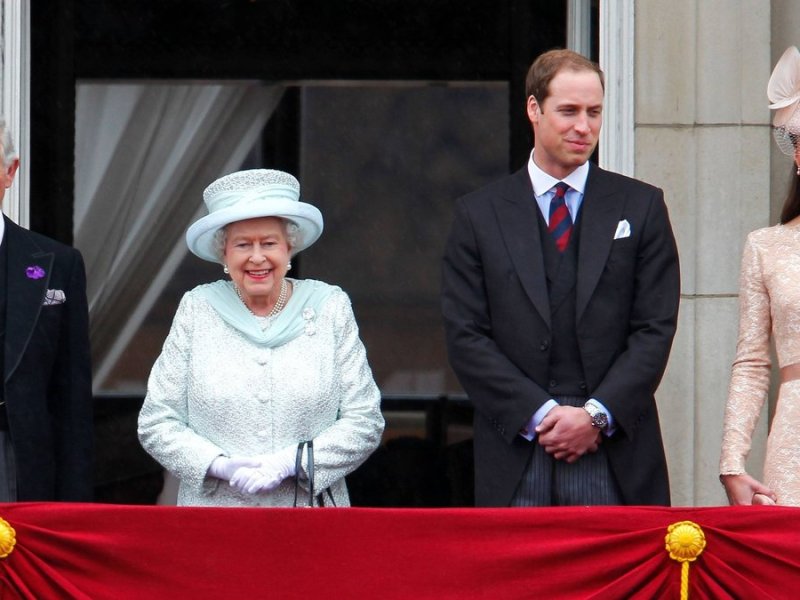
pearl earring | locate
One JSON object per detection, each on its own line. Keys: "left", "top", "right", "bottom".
{"left": 223, "top": 265, "right": 230, "bottom": 274}
{"left": 287, "top": 261, "right": 292, "bottom": 271}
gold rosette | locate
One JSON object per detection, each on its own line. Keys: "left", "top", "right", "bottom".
{"left": 665, "top": 521, "right": 706, "bottom": 600}
{"left": 0, "top": 517, "right": 16, "bottom": 559}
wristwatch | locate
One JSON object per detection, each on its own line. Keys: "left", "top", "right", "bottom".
{"left": 583, "top": 402, "right": 609, "bottom": 431}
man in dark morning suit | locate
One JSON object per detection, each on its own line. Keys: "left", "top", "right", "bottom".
{"left": 442, "top": 50, "right": 680, "bottom": 507}
{"left": 0, "top": 119, "right": 93, "bottom": 501}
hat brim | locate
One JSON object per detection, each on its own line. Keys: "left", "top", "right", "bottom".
{"left": 769, "top": 96, "right": 800, "bottom": 110}
{"left": 774, "top": 102, "right": 800, "bottom": 129}
{"left": 186, "top": 198, "right": 323, "bottom": 263}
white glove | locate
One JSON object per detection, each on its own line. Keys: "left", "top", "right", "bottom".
{"left": 229, "top": 445, "right": 297, "bottom": 495}
{"left": 207, "top": 456, "right": 261, "bottom": 482}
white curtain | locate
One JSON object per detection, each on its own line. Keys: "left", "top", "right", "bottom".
{"left": 74, "top": 82, "right": 284, "bottom": 390}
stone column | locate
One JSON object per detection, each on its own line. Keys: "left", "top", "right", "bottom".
{"left": 1, "top": 1, "right": 30, "bottom": 226}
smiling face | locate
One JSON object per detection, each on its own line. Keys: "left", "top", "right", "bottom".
{"left": 528, "top": 68, "right": 604, "bottom": 180}
{"left": 223, "top": 217, "right": 291, "bottom": 314}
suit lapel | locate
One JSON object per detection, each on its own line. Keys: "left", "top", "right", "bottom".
{"left": 576, "top": 166, "right": 625, "bottom": 322}
{"left": 494, "top": 168, "right": 551, "bottom": 328}
{"left": 4, "top": 217, "right": 53, "bottom": 382}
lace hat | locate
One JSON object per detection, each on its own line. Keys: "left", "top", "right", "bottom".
{"left": 769, "top": 46, "right": 800, "bottom": 126}
{"left": 768, "top": 46, "right": 800, "bottom": 158}
{"left": 186, "top": 169, "right": 323, "bottom": 263}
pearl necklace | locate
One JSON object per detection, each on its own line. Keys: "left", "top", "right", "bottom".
{"left": 235, "top": 278, "right": 289, "bottom": 318}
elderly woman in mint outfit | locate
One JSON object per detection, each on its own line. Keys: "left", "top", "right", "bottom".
{"left": 138, "top": 169, "right": 384, "bottom": 507}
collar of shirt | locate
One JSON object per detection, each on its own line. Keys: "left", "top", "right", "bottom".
{"left": 0, "top": 214, "right": 5, "bottom": 245}
{"left": 527, "top": 150, "right": 590, "bottom": 225}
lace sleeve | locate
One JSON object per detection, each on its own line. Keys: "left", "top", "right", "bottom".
{"left": 720, "top": 234, "right": 772, "bottom": 475}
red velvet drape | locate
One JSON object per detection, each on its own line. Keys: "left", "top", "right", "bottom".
{"left": 0, "top": 503, "right": 798, "bottom": 599}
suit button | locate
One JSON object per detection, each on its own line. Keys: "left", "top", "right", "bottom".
{"left": 549, "top": 380, "right": 557, "bottom": 388}
{"left": 540, "top": 340, "right": 550, "bottom": 351}
{"left": 579, "top": 382, "right": 587, "bottom": 391}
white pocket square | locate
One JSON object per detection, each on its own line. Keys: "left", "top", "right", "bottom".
{"left": 43, "top": 289, "right": 66, "bottom": 306}
{"left": 613, "top": 219, "right": 631, "bottom": 240}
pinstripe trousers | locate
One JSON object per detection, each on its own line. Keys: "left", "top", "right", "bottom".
{"left": 510, "top": 395, "right": 622, "bottom": 506}
{"left": 0, "top": 432, "right": 17, "bottom": 501}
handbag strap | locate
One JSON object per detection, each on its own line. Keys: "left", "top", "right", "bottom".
{"left": 293, "top": 439, "right": 336, "bottom": 508}
{"left": 293, "top": 441, "right": 307, "bottom": 507}
{"left": 307, "top": 440, "right": 315, "bottom": 503}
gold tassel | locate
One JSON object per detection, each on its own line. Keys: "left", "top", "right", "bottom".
{"left": 665, "top": 521, "right": 706, "bottom": 600}
{"left": 0, "top": 517, "right": 16, "bottom": 559}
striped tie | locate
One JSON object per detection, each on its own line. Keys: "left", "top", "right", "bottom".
{"left": 548, "top": 182, "right": 572, "bottom": 252}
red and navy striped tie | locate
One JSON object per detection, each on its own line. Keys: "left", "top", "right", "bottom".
{"left": 548, "top": 182, "right": 572, "bottom": 252}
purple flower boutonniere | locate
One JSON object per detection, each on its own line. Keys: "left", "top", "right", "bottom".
{"left": 26, "top": 265, "right": 46, "bottom": 280}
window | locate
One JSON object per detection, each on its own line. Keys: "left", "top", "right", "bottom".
{"left": 84, "top": 81, "right": 509, "bottom": 400}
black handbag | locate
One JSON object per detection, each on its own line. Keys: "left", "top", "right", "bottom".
{"left": 293, "top": 440, "right": 336, "bottom": 507}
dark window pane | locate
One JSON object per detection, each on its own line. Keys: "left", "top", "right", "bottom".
{"left": 299, "top": 83, "right": 509, "bottom": 396}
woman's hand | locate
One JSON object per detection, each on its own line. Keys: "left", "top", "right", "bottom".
{"left": 752, "top": 492, "right": 777, "bottom": 505}
{"left": 229, "top": 445, "right": 297, "bottom": 494}
{"left": 207, "top": 456, "right": 260, "bottom": 481}
{"left": 720, "top": 473, "right": 777, "bottom": 505}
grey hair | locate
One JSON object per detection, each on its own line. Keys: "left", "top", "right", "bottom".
{"left": 0, "top": 118, "right": 18, "bottom": 166}
{"left": 213, "top": 218, "right": 301, "bottom": 262}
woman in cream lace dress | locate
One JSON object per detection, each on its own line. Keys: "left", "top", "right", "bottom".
{"left": 720, "top": 47, "right": 800, "bottom": 506}
{"left": 138, "top": 169, "right": 384, "bottom": 507}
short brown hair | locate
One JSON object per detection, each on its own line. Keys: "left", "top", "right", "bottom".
{"left": 525, "top": 49, "right": 604, "bottom": 107}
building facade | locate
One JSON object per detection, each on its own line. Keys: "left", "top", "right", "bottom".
{"left": 2, "top": 1, "right": 798, "bottom": 506}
